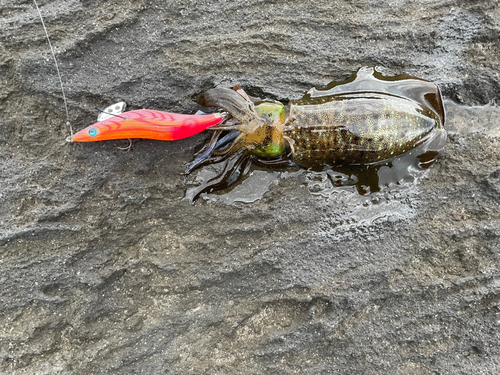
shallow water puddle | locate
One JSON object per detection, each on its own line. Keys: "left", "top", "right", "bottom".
{"left": 444, "top": 99, "right": 500, "bottom": 137}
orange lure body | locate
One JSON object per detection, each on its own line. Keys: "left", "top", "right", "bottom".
{"left": 71, "top": 109, "right": 223, "bottom": 142}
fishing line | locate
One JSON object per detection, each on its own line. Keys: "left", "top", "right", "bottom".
{"left": 33, "top": 0, "right": 73, "bottom": 138}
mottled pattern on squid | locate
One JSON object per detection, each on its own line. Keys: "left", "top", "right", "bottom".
{"left": 284, "top": 93, "right": 441, "bottom": 167}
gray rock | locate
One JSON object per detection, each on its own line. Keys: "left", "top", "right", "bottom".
{"left": 1, "top": 0, "right": 499, "bottom": 373}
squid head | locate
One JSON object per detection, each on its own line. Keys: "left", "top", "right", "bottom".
{"left": 185, "top": 87, "right": 292, "bottom": 200}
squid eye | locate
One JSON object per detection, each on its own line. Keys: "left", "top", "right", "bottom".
{"left": 88, "top": 127, "right": 98, "bottom": 137}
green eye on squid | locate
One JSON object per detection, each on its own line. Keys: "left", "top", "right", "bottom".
{"left": 253, "top": 141, "right": 285, "bottom": 158}
{"left": 255, "top": 101, "right": 286, "bottom": 124}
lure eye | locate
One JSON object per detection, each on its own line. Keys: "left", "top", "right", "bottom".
{"left": 88, "top": 127, "right": 98, "bottom": 137}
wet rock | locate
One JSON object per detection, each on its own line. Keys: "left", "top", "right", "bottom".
{"left": 1, "top": 0, "right": 500, "bottom": 373}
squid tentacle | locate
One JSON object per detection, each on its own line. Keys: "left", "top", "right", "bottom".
{"left": 186, "top": 133, "right": 252, "bottom": 174}
{"left": 185, "top": 130, "right": 222, "bottom": 176}
{"left": 186, "top": 149, "right": 252, "bottom": 203}
{"left": 211, "top": 133, "right": 247, "bottom": 156}
{"left": 253, "top": 156, "right": 295, "bottom": 168}
{"left": 197, "top": 129, "right": 224, "bottom": 156}
{"left": 202, "top": 88, "right": 258, "bottom": 125}
{"left": 185, "top": 131, "right": 240, "bottom": 174}
{"left": 214, "top": 131, "right": 241, "bottom": 151}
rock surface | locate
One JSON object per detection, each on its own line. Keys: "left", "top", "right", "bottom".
{"left": 1, "top": 0, "right": 500, "bottom": 373}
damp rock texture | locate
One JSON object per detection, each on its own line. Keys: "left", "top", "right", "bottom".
{"left": 1, "top": 0, "right": 500, "bottom": 374}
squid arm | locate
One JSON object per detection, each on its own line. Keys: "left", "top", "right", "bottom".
{"left": 185, "top": 149, "right": 252, "bottom": 203}
{"left": 201, "top": 88, "right": 260, "bottom": 125}
{"left": 69, "top": 109, "right": 223, "bottom": 142}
